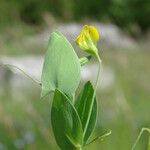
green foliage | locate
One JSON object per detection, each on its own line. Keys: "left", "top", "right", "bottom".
{"left": 41, "top": 32, "right": 81, "bottom": 98}
{"left": 109, "top": 0, "right": 133, "bottom": 28}
{"left": 51, "top": 89, "right": 83, "bottom": 150}
{"left": 130, "top": 0, "right": 150, "bottom": 31}
{"left": 75, "top": 81, "right": 97, "bottom": 145}
{"left": 0, "top": 45, "right": 150, "bottom": 150}
{"left": 0, "top": 0, "right": 150, "bottom": 31}
{"left": 73, "top": 0, "right": 111, "bottom": 20}
{"left": 44, "top": 32, "right": 102, "bottom": 149}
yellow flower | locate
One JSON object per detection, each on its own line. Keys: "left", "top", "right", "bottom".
{"left": 75, "top": 25, "right": 99, "bottom": 57}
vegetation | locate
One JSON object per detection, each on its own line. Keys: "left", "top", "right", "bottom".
{"left": 0, "top": 45, "right": 150, "bottom": 149}
{"left": 0, "top": 0, "right": 150, "bottom": 31}
{"left": 0, "top": 1, "right": 149, "bottom": 149}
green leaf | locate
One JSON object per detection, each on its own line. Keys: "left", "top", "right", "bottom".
{"left": 79, "top": 55, "right": 92, "bottom": 66}
{"left": 51, "top": 89, "right": 83, "bottom": 150}
{"left": 75, "top": 81, "right": 97, "bottom": 145}
{"left": 41, "top": 32, "right": 81, "bottom": 98}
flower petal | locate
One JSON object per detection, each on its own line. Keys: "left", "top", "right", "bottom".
{"left": 89, "top": 26, "right": 99, "bottom": 42}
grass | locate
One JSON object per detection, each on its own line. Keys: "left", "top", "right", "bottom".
{"left": 0, "top": 22, "right": 45, "bottom": 56}
{"left": 0, "top": 25, "right": 150, "bottom": 150}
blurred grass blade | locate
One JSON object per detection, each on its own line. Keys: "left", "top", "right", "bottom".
{"left": 132, "top": 128, "right": 150, "bottom": 150}
{"left": 86, "top": 130, "right": 112, "bottom": 146}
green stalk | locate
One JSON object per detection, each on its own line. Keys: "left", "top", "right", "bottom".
{"left": 83, "top": 53, "right": 101, "bottom": 138}
{"left": 86, "top": 130, "right": 112, "bottom": 146}
{"left": 76, "top": 148, "right": 82, "bottom": 150}
{"left": 0, "top": 64, "right": 41, "bottom": 86}
{"left": 147, "top": 136, "right": 150, "bottom": 150}
{"left": 132, "top": 128, "right": 150, "bottom": 150}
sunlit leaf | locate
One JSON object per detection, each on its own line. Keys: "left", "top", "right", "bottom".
{"left": 41, "top": 32, "right": 81, "bottom": 98}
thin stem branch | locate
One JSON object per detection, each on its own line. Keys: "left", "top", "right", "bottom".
{"left": 0, "top": 64, "right": 41, "bottom": 86}
{"left": 86, "top": 130, "right": 111, "bottom": 146}
{"left": 132, "top": 128, "right": 150, "bottom": 150}
{"left": 147, "top": 136, "right": 150, "bottom": 150}
{"left": 83, "top": 54, "right": 101, "bottom": 137}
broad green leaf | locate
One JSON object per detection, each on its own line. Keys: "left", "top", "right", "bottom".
{"left": 75, "top": 81, "right": 97, "bottom": 145}
{"left": 41, "top": 32, "right": 81, "bottom": 98}
{"left": 79, "top": 55, "right": 92, "bottom": 66}
{"left": 51, "top": 89, "right": 83, "bottom": 150}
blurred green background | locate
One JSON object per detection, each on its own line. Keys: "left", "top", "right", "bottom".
{"left": 0, "top": 0, "right": 150, "bottom": 150}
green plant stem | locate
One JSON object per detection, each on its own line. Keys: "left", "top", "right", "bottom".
{"left": 132, "top": 128, "right": 150, "bottom": 150}
{"left": 75, "top": 148, "right": 82, "bottom": 150}
{"left": 148, "top": 136, "right": 150, "bottom": 150}
{"left": 83, "top": 54, "right": 101, "bottom": 138}
{"left": 86, "top": 130, "right": 111, "bottom": 146}
{"left": 0, "top": 64, "right": 41, "bottom": 86}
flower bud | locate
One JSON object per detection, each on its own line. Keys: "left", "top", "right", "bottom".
{"left": 75, "top": 25, "right": 99, "bottom": 57}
